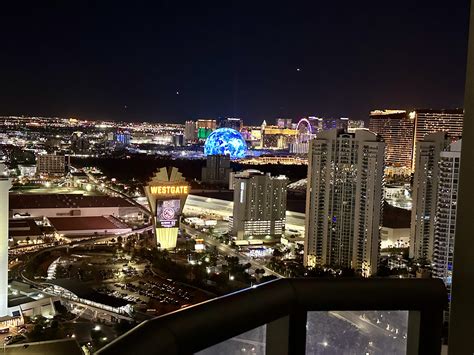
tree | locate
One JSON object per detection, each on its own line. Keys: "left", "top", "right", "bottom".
{"left": 340, "top": 268, "right": 356, "bottom": 277}
{"left": 272, "top": 248, "right": 283, "bottom": 258}
{"left": 255, "top": 268, "right": 265, "bottom": 282}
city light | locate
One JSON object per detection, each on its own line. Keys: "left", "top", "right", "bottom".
{"left": 0, "top": 3, "right": 468, "bottom": 353}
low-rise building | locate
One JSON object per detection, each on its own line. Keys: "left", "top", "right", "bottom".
{"left": 10, "top": 194, "right": 140, "bottom": 219}
{"left": 8, "top": 219, "right": 43, "bottom": 246}
{"left": 47, "top": 215, "right": 132, "bottom": 237}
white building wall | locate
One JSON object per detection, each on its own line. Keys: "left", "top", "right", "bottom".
{"left": 433, "top": 140, "right": 462, "bottom": 319}
{"left": 380, "top": 227, "right": 410, "bottom": 249}
{"left": 410, "top": 132, "right": 448, "bottom": 262}
{"left": 11, "top": 207, "right": 121, "bottom": 218}
{"left": 231, "top": 172, "right": 288, "bottom": 238}
{"left": 0, "top": 171, "right": 11, "bottom": 316}
{"left": 56, "top": 227, "right": 132, "bottom": 237}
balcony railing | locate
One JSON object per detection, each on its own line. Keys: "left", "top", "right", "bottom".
{"left": 96, "top": 278, "right": 446, "bottom": 355}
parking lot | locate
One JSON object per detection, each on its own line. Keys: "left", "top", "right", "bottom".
{"left": 97, "top": 277, "right": 195, "bottom": 316}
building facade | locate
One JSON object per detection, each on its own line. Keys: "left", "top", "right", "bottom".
{"left": 36, "top": 154, "right": 66, "bottom": 175}
{"left": 296, "top": 117, "right": 349, "bottom": 144}
{"left": 347, "top": 120, "right": 365, "bottom": 132}
{"left": 412, "top": 109, "right": 463, "bottom": 170}
{"left": 261, "top": 126, "right": 297, "bottom": 149}
{"left": 432, "top": 139, "right": 462, "bottom": 318}
{"left": 230, "top": 171, "right": 288, "bottom": 239}
{"left": 368, "top": 110, "right": 414, "bottom": 169}
{"left": 0, "top": 164, "right": 11, "bottom": 315}
{"left": 275, "top": 118, "right": 293, "bottom": 129}
{"left": 184, "top": 121, "right": 197, "bottom": 143}
{"left": 201, "top": 155, "right": 231, "bottom": 185}
{"left": 196, "top": 119, "right": 217, "bottom": 130}
{"left": 70, "top": 131, "right": 90, "bottom": 154}
{"left": 410, "top": 132, "right": 449, "bottom": 262}
{"left": 219, "top": 118, "right": 242, "bottom": 131}
{"left": 10, "top": 194, "right": 140, "bottom": 219}
{"left": 369, "top": 108, "right": 463, "bottom": 172}
{"left": 304, "top": 129, "right": 385, "bottom": 276}
{"left": 196, "top": 119, "right": 217, "bottom": 141}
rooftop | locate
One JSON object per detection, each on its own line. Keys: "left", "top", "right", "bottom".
{"left": 9, "top": 194, "right": 134, "bottom": 209}
{"left": 47, "top": 216, "right": 129, "bottom": 232}
{"left": 45, "top": 279, "right": 129, "bottom": 308}
{"left": 8, "top": 219, "right": 42, "bottom": 237}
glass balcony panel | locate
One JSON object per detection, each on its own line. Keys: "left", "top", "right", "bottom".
{"left": 196, "top": 325, "right": 266, "bottom": 355}
{"left": 306, "top": 311, "right": 408, "bottom": 354}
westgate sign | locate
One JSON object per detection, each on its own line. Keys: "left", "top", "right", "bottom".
{"left": 150, "top": 185, "right": 189, "bottom": 195}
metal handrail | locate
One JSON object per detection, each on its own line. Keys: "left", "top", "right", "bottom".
{"left": 96, "top": 278, "right": 447, "bottom": 355}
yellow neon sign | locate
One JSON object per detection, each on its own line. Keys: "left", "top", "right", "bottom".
{"left": 150, "top": 185, "right": 189, "bottom": 195}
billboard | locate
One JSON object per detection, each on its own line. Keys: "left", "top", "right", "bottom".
{"left": 198, "top": 127, "right": 213, "bottom": 139}
{"left": 156, "top": 199, "right": 181, "bottom": 228}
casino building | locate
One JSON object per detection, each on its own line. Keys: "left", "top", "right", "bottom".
{"left": 144, "top": 167, "right": 189, "bottom": 249}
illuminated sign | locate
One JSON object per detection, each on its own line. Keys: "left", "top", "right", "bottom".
{"left": 150, "top": 185, "right": 189, "bottom": 195}
{"left": 156, "top": 199, "right": 181, "bottom": 228}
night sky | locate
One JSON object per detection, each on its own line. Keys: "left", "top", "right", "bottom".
{"left": 0, "top": 1, "right": 469, "bottom": 124}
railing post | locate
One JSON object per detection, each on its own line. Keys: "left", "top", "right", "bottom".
{"left": 266, "top": 310, "right": 307, "bottom": 355}
{"left": 419, "top": 307, "right": 443, "bottom": 355}
{"left": 406, "top": 311, "right": 420, "bottom": 355}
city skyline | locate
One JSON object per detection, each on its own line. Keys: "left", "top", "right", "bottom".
{"left": 0, "top": 1, "right": 472, "bottom": 353}
{"left": 0, "top": 1, "right": 469, "bottom": 124}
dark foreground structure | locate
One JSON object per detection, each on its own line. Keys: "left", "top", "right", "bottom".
{"left": 97, "top": 278, "right": 446, "bottom": 355}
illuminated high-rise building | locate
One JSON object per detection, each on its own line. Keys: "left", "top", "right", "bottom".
{"left": 368, "top": 110, "right": 414, "bottom": 169}
{"left": 433, "top": 139, "right": 462, "bottom": 319}
{"left": 201, "top": 155, "right": 231, "bottom": 185}
{"left": 304, "top": 129, "right": 385, "bottom": 276}
{"left": 296, "top": 117, "right": 349, "bottom": 144}
{"left": 410, "top": 132, "right": 449, "bottom": 262}
{"left": 275, "top": 118, "right": 293, "bottom": 129}
{"left": 70, "top": 131, "right": 90, "bottom": 153}
{"left": 347, "top": 120, "right": 365, "bottom": 132}
{"left": 261, "top": 125, "right": 298, "bottom": 149}
{"left": 369, "top": 109, "right": 463, "bottom": 172}
{"left": 320, "top": 117, "right": 349, "bottom": 131}
{"left": 411, "top": 109, "right": 463, "bottom": 170}
{"left": 196, "top": 119, "right": 217, "bottom": 130}
{"left": 184, "top": 120, "right": 197, "bottom": 143}
{"left": 114, "top": 130, "right": 131, "bottom": 146}
{"left": 196, "top": 119, "right": 217, "bottom": 141}
{"left": 230, "top": 171, "right": 288, "bottom": 239}
{"left": 219, "top": 117, "right": 242, "bottom": 131}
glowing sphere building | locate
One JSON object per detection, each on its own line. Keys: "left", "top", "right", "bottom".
{"left": 204, "top": 128, "right": 247, "bottom": 159}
